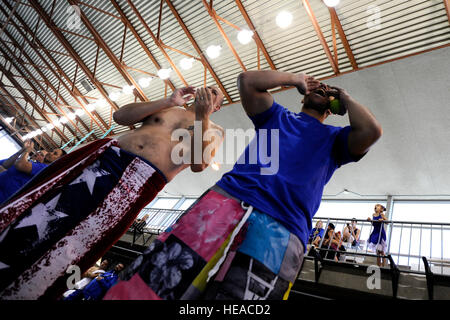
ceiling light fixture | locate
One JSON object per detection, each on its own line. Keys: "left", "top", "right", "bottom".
{"left": 86, "top": 104, "right": 95, "bottom": 112}
{"left": 237, "top": 29, "right": 254, "bottom": 45}
{"left": 206, "top": 45, "right": 222, "bottom": 59}
{"left": 276, "top": 11, "right": 293, "bottom": 29}
{"left": 179, "top": 58, "right": 194, "bottom": 70}
{"left": 109, "top": 91, "right": 121, "bottom": 101}
{"left": 323, "top": 0, "right": 340, "bottom": 7}
{"left": 75, "top": 109, "right": 85, "bottom": 117}
{"left": 139, "top": 77, "right": 152, "bottom": 88}
{"left": 157, "top": 68, "right": 172, "bottom": 80}
{"left": 67, "top": 113, "right": 76, "bottom": 120}
{"left": 122, "top": 85, "right": 135, "bottom": 95}
{"left": 60, "top": 116, "right": 69, "bottom": 124}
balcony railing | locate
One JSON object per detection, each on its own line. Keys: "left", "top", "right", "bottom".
{"left": 311, "top": 217, "right": 450, "bottom": 276}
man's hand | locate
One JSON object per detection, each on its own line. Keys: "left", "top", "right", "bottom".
{"left": 294, "top": 74, "right": 320, "bottom": 95}
{"left": 24, "top": 140, "right": 34, "bottom": 153}
{"left": 193, "top": 87, "right": 214, "bottom": 119}
{"left": 169, "top": 86, "right": 196, "bottom": 106}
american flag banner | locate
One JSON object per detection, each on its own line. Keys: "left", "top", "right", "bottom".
{"left": 0, "top": 139, "right": 166, "bottom": 300}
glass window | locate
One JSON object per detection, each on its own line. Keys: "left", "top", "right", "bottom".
{"left": 151, "top": 198, "right": 180, "bottom": 210}
{"left": 315, "top": 200, "right": 385, "bottom": 220}
{"left": 0, "top": 131, "right": 21, "bottom": 159}
{"left": 392, "top": 201, "right": 450, "bottom": 223}
{"left": 179, "top": 198, "right": 197, "bottom": 210}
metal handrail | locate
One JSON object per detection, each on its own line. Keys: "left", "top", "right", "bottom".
{"left": 311, "top": 216, "right": 450, "bottom": 276}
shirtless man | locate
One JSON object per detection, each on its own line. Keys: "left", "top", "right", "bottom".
{"left": 0, "top": 85, "right": 226, "bottom": 300}
{"left": 114, "top": 85, "right": 225, "bottom": 180}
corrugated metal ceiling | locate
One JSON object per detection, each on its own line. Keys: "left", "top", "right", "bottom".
{"left": 0, "top": 0, "right": 449, "bottom": 150}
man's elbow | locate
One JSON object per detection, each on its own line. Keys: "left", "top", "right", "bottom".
{"left": 370, "top": 122, "right": 383, "bottom": 142}
{"left": 190, "top": 164, "right": 207, "bottom": 173}
{"left": 14, "top": 162, "right": 28, "bottom": 173}
{"left": 112, "top": 110, "right": 127, "bottom": 126}
{"left": 237, "top": 72, "right": 254, "bottom": 92}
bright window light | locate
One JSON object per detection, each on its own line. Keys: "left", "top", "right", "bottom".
{"left": 5, "top": 117, "right": 14, "bottom": 123}
{"left": 0, "top": 133, "right": 21, "bottom": 158}
{"left": 157, "top": 68, "right": 172, "bottom": 80}
{"left": 324, "top": 0, "right": 340, "bottom": 7}
{"left": 206, "top": 45, "right": 222, "bottom": 59}
{"left": 60, "top": 116, "right": 68, "bottom": 124}
{"left": 67, "top": 113, "right": 76, "bottom": 120}
{"left": 237, "top": 29, "right": 254, "bottom": 45}
{"left": 276, "top": 11, "right": 293, "bottom": 29}
{"left": 179, "top": 58, "right": 194, "bottom": 70}
{"left": 41, "top": 126, "right": 48, "bottom": 133}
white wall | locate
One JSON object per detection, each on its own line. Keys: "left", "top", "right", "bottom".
{"left": 162, "top": 46, "right": 450, "bottom": 198}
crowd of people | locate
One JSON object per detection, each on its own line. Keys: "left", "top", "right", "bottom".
{"left": 0, "top": 140, "right": 66, "bottom": 206}
{"left": 63, "top": 259, "right": 126, "bottom": 301}
{"left": 308, "top": 204, "right": 389, "bottom": 267}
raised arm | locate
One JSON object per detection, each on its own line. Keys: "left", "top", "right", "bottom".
{"left": 113, "top": 86, "right": 195, "bottom": 126}
{"left": 1, "top": 141, "right": 32, "bottom": 171}
{"left": 14, "top": 141, "right": 35, "bottom": 174}
{"left": 334, "top": 87, "right": 383, "bottom": 157}
{"left": 190, "top": 88, "right": 224, "bottom": 173}
{"left": 237, "top": 70, "right": 317, "bottom": 116}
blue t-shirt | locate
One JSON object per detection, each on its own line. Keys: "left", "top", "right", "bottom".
{"left": 0, "top": 159, "right": 48, "bottom": 205}
{"left": 216, "top": 101, "right": 363, "bottom": 249}
{"left": 309, "top": 228, "right": 325, "bottom": 240}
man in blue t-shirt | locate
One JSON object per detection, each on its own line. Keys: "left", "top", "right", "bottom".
{"left": 105, "top": 70, "right": 382, "bottom": 301}
{"left": 0, "top": 141, "right": 66, "bottom": 205}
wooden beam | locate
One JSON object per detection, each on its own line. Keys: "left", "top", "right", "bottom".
{"left": 164, "top": 0, "right": 232, "bottom": 103}
{"left": 202, "top": 0, "right": 246, "bottom": 71}
{"left": 302, "top": 0, "right": 339, "bottom": 74}
{"left": 67, "top": 0, "right": 148, "bottom": 102}
{"left": 109, "top": 0, "right": 178, "bottom": 92}
{"left": 328, "top": 6, "right": 358, "bottom": 70}
{"left": 444, "top": 0, "right": 450, "bottom": 25}
{"left": 235, "top": 0, "right": 276, "bottom": 70}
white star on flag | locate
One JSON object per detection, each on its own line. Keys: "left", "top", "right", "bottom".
{"left": 14, "top": 194, "right": 68, "bottom": 241}
{"left": 69, "top": 160, "right": 111, "bottom": 195}
{"left": 111, "top": 146, "right": 121, "bottom": 158}
{"left": 0, "top": 261, "right": 9, "bottom": 270}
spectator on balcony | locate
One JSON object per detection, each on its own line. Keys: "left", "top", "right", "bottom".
{"left": 65, "top": 262, "right": 124, "bottom": 301}
{"left": 317, "top": 223, "right": 335, "bottom": 256}
{"left": 133, "top": 214, "right": 150, "bottom": 231}
{"left": 308, "top": 220, "right": 325, "bottom": 245}
{"left": 367, "top": 204, "right": 388, "bottom": 267}
{"left": 30, "top": 150, "right": 48, "bottom": 163}
{"left": 323, "top": 230, "right": 346, "bottom": 262}
{"left": 62, "top": 259, "right": 110, "bottom": 299}
{"left": 343, "top": 218, "right": 361, "bottom": 247}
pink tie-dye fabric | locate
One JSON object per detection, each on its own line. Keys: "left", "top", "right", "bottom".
{"left": 159, "top": 190, "right": 244, "bottom": 261}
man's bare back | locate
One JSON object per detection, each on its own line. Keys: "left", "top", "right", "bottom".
{"left": 115, "top": 86, "right": 224, "bottom": 182}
